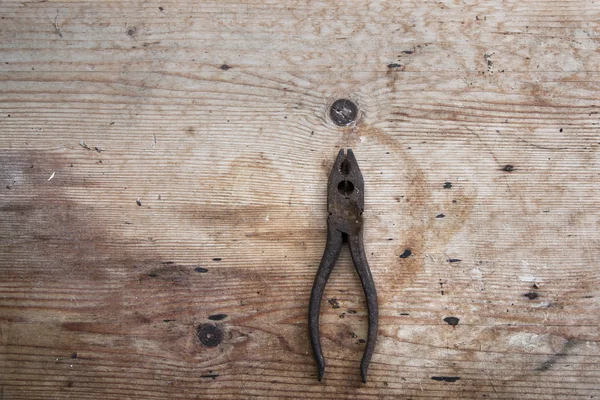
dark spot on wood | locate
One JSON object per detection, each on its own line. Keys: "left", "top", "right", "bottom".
{"left": 208, "top": 314, "right": 227, "bottom": 321}
{"left": 402, "top": 50, "right": 414, "bottom": 54}
{"left": 127, "top": 27, "right": 136, "bottom": 36}
{"left": 159, "top": 6, "right": 164, "bottom": 11}
{"left": 436, "top": 213, "right": 445, "bottom": 218}
{"left": 162, "top": 261, "right": 175, "bottom": 265}
{"left": 200, "top": 374, "right": 219, "bottom": 379}
{"left": 163, "top": 319, "right": 175, "bottom": 323}
{"left": 147, "top": 273, "right": 158, "bottom": 278}
{"left": 431, "top": 376, "right": 460, "bottom": 382}
{"left": 502, "top": 165, "right": 515, "bottom": 172}
{"left": 357, "top": 339, "right": 366, "bottom": 344}
{"left": 212, "top": 258, "right": 221, "bottom": 261}
{"left": 339, "top": 313, "right": 345, "bottom": 318}
{"left": 400, "top": 312, "right": 409, "bottom": 316}
{"left": 194, "top": 267, "right": 208, "bottom": 273}
{"left": 220, "top": 64, "right": 231, "bottom": 70}
{"left": 536, "top": 340, "right": 576, "bottom": 371}
{"left": 443, "top": 182, "right": 453, "bottom": 189}
{"left": 532, "top": 283, "right": 539, "bottom": 289}
{"left": 138, "top": 314, "right": 152, "bottom": 326}
{"left": 443, "top": 316, "right": 460, "bottom": 326}
{"left": 136, "top": 199, "right": 142, "bottom": 206}
{"left": 447, "top": 258, "right": 462, "bottom": 263}
{"left": 347, "top": 309, "right": 357, "bottom": 314}
{"left": 328, "top": 298, "right": 340, "bottom": 309}
{"left": 399, "top": 249, "right": 412, "bottom": 258}
{"left": 560, "top": 128, "right": 563, "bottom": 132}
{"left": 71, "top": 352, "right": 77, "bottom": 359}
{"left": 196, "top": 324, "right": 223, "bottom": 347}
{"left": 66, "top": 381, "right": 73, "bottom": 388}
{"left": 524, "top": 292, "right": 538, "bottom": 300}
{"left": 388, "top": 63, "right": 402, "bottom": 68}
{"left": 350, "top": 332, "right": 357, "bottom": 338}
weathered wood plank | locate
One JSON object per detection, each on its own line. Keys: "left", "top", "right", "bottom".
{"left": 1, "top": 0, "right": 599, "bottom": 398}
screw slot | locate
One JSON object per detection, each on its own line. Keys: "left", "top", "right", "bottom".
{"left": 330, "top": 99, "right": 357, "bottom": 126}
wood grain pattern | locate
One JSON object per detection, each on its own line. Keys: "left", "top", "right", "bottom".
{"left": 1, "top": 0, "right": 599, "bottom": 398}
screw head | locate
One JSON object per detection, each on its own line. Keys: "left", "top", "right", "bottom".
{"left": 330, "top": 99, "right": 358, "bottom": 126}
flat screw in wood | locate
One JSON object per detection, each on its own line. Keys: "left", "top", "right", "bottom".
{"left": 330, "top": 99, "right": 358, "bottom": 126}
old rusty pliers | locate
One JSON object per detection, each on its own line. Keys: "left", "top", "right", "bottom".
{"left": 309, "top": 149, "right": 378, "bottom": 383}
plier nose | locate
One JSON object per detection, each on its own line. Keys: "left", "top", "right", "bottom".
{"left": 309, "top": 149, "right": 379, "bottom": 383}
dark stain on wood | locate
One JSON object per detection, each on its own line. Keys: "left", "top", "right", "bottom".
{"left": 443, "top": 316, "right": 460, "bottom": 326}
{"left": 328, "top": 298, "right": 340, "bottom": 309}
{"left": 536, "top": 340, "right": 576, "bottom": 372}
{"left": 431, "top": 376, "right": 460, "bottom": 382}
{"left": 143, "top": 264, "right": 190, "bottom": 286}
{"left": 196, "top": 324, "right": 223, "bottom": 347}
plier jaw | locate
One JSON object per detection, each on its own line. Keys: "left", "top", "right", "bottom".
{"left": 309, "top": 149, "right": 379, "bottom": 383}
{"left": 327, "top": 149, "right": 365, "bottom": 236}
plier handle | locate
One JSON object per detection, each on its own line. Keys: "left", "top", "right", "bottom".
{"left": 309, "top": 149, "right": 379, "bottom": 383}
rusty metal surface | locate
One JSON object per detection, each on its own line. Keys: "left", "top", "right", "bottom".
{"left": 329, "top": 99, "right": 358, "bottom": 126}
{"left": 309, "top": 149, "right": 379, "bottom": 383}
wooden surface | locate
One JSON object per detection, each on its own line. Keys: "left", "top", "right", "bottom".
{"left": 1, "top": 0, "right": 599, "bottom": 399}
